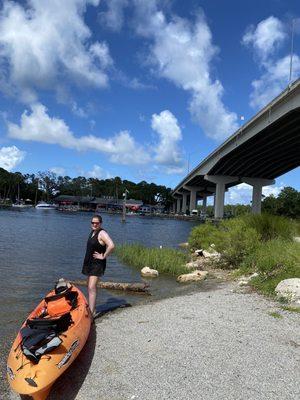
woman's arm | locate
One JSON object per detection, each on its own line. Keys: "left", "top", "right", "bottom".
{"left": 93, "top": 230, "right": 115, "bottom": 260}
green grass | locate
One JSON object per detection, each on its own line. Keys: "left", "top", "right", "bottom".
{"left": 188, "top": 215, "right": 300, "bottom": 297}
{"left": 115, "top": 243, "right": 189, "bottom": 275}
{"left": 242, "top": 213, "right": 297, "bottom": 241}
{"left": 281, "top": 306, "right": 300, "bottom": 313}
{"left": 267, "top": 311, "right": 283, "bottom": 319}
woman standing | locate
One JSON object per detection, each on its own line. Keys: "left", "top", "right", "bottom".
{"left": 82, "top": 215, "right": 115, "bottom": 316}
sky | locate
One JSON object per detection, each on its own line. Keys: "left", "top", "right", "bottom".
{"left": 0, "top": 0, "right": 299, "bottom": 204}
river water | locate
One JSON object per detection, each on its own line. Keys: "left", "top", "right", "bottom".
{"left": 0, "top": 208, "right": 201, "bottom": 393}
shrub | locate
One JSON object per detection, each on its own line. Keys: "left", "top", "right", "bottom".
{"left": 116, "top": 243, "right": 189, "bottom": 275}
{"left": 213, "top": 218, "right": 260, "bottom": 268}
{"left": 188, "top": 222, "right": 219, "bottom": 251}
{"left": 241, "top": 213, "right": 296, "bottom": 241}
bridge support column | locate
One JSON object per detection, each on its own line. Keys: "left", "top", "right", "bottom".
{"left": 242, "top": 178, "right": 275, "bottom": 214}
{"left": 189, "top": 189, "right": 197, "bottom": 213}
{"left": 205, "top": 175, "right": 238, "bottom": 219}
{"left": 176, "top": 198, "right": 181, "bottom": 213}
{"left": 182, "top": 193, "right": 188, "bottom": 214}
{"left": 202, "top": 195, "right": 207, "bottom": 213}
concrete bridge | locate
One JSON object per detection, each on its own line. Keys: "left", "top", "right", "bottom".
{"left": 173, "top": 79, "right": 300, "bottom": 218}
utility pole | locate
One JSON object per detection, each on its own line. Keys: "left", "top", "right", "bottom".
{"left": 289, "top": 19, "right": 295, "bottom": 86}
{"left": 122, "top": 189, "right": 129, "bottom": 223}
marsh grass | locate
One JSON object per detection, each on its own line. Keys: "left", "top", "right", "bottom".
{"left": 242, "top": 240, "right": 300, "bottom": 296}
{"left": 116, "top": 244, "right": 189, "bottom": 275}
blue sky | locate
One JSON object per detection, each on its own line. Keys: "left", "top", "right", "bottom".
{"left": 0, "top": 0, "right": 299, "bottom": 204}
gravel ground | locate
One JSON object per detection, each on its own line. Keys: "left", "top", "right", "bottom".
{"left": 8, "top": 282, "right": 300, "bottom": 400}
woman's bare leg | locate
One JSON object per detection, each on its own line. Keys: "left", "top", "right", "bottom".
{"left": 87, "top": 275, "right": 99, "bottom": 314}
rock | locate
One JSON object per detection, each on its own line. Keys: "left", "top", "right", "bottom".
{"left": 177, "top": 270, "right": 208, "bottom": 283}
{"left": 202, "top": 250, "right": 221, "bottom": 259}
{"left": 275, "top": 278, "right": 300, "bottom": 304}
{"left": 193, "top": 249, "right": 203, "bottom": 257}
{"left": 237, "top": 273, "right": 259, "bottom": 286}
{"left": 178, "top": 242, "right": 189, "bottom": 248}
{"left": 141, "top": 266, "right": 159, "bottom": 278}
{"left": 185, "top": 261, "right": 199, "bottom": 270}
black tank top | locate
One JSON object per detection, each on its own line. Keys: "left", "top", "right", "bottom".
{"left": 83, "top": 229, "right": 107, "bottom": 267}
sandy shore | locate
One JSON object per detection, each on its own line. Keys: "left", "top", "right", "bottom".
{"left": 8, "top": 282, "right": 300, "bottom": 400}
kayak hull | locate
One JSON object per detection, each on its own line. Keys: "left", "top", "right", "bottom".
{"left": 7, "top": 285, "right": 92, "bottom": 399}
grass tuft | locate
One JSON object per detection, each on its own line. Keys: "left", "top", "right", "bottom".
{"left": 115, "top": 243, "right": 189, "bottom": 275}
{"left": 267, "top": 311, "right": 283, "bottom": 319}
{"left": 280, "top": 306, "right": 300, "bottom": 313}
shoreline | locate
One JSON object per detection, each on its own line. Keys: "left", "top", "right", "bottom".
{"left": 6, "top": 279, "right": 300, "bottom": 399}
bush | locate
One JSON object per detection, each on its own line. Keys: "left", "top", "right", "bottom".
{"left": 241, "top": 213, "right": 296, "bottom": 241}
{"left": 116, "top": 243, "right": 189, "bottom": 275}
{"left": 213, "top": 219, "right": 260, "bottom": 268}
{"left": 188, "top": 222, "right": 219, "bottom": 251}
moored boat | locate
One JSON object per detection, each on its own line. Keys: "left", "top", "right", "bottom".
{"left": 35, "top": 202, "right": 57, "bottom": 209}
{"left": 7, "top": 280, "right": 92, "bottom": 400}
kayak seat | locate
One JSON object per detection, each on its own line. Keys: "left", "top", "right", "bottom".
{"left": 45, "top": 289, "right": 78, "bottom": 316}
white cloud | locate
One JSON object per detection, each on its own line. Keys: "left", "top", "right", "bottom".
{"left": 50, "top": 167, "right": 66, "bottom": 176}
{"left": 225, "top": 182, "right": 284, "bottom": 204}
{"left": 242, "top": 16, "right": 287, "bottom": 64}
{"left": 262, "top": 184, "right": 283, "bottom": 197}
{"left": 249, "top": 55, "right": 300, "bottom": 109}
{"left": 0, "top": 0, "right": 112, "bottom": 102}
{"left": 243, "top": 16, "right": 300, "bottom": 109}
{"left": 7, "top": 103, "right": 150, "bottom": 165}
{"left": 151, "top": 110, "right": 183, "bottom": 168}
{"left": 132, "top": 1, "right": 238, "bottom": 140}
{"left": 0, "top": 145, "right": 25, "bottom": 171}
{"left": 86, "top": 165, "right": 108, "bottom": 179}
{"left": 98, "top": 0, "right": 128, "bottom": 32}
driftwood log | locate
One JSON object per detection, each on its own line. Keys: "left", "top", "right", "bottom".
{"left": 71, "top": 280, "right": 150, "bottom": 294}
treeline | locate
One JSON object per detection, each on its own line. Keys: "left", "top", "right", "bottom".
{"left": 198, "top": 187, "right": 300, "bottom": 219}
{"left": 0, "top": 168, "right": 174, "bottom": 207}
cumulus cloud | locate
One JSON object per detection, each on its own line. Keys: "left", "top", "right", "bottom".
{"left": 242, "top": 16, "right": 287, "bottom": 64}
{"left": 132, "top": 1, "right": 238, "bottom": 140}
{"left": 0, "top": 0, "right": 113, "bottom": 102}
{"left": 98, "top": 0, "right": 128, "bottom": 32}
{"left": 0, "top": 145, "right": 25, "bottom": 171}
{"left": 250, "top": 55, "right": 300, "bottom": 108}
{"left": 242, "top": 16, "right": 299, "bottom": 109}
{"left": 50, "top": 167, "right": 66, "bottom": 176}
{"left": 151, "top": 110, "right": 184, "bottom": 172}
{"left": 225, "top": 182, "right": 284, "bottom": 204}
{"left": 7, "top": 103, "right": 150, "bottom": 165}
{"left": 86, "top": 164, "right": 110, "bottom": 179}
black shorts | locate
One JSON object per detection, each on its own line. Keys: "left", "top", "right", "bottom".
{"left": 82, "top": 261, "right": 106, "bottom": 277}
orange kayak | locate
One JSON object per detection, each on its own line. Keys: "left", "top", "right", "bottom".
{"left": 7, "top": 281, "right": 92, "bottom": 400}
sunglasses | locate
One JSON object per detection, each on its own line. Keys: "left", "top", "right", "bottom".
{"left": 91, "top": 221, "right": 100, "bottom": 225}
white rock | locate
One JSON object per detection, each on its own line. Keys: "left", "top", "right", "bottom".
{"left": 178, "top": 242, "right": 189, "bottom": 248}
{"left": 202, "top": 250, "right": 220, "bottom": 259}
{"left": 193, "top": 249, "right": 203, "bottom": 257}
{"left": 177, "top": 270, "right": 208, "bottom": 283}
{"left": 275, "top": 278, "right": 300, "bottom": 304}
{"left": 141, "top": 266, "right": 159, "bottom": 278}
{"left": 185, "top": 261, "right": 199, "bottom": 270}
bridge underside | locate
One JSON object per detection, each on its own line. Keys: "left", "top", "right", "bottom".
{"left": 173, "top": 104, "right": 300, "bottom": 218}
{"left": 209, "top": 108, "right": 300, "bottom": 179}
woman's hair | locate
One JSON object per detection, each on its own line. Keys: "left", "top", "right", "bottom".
{"left": 92, "top": 214, "right": 102, "bottom": 223}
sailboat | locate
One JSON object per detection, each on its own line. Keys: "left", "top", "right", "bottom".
{"left": 12, "top": 185, "right": 33, "bottom": 208}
